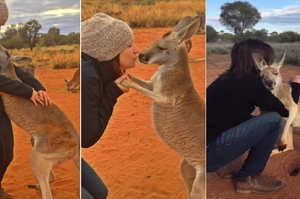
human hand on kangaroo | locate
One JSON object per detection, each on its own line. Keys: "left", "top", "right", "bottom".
{"left": 30, "top": 89, "right": 51, "bottom": 107}
{"left": 114, "top": 73, "right": 131, "bottom": 93}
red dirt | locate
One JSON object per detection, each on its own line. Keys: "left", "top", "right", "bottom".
{"left": 207, "top": 54, "right": 300, "bottom": 199}
{"left": 2, "top": 67, "right": 80, "bottom": 198}
{"left": 81, "top": 27, "right": 206, "bottom": 199}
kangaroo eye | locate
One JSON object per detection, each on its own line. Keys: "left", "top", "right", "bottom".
{"left": 158, "top": 46, "right": 166, "bottom": 50}
{"left": 273, "top": 72, "right": 278, "bottom": 75}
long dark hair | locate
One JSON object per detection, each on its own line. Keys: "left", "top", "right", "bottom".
{"left": 218, "top": 39, "right": 274, "bottom": 80}
{"left": 100, "top": 54, "right": 124, "bottom": 76}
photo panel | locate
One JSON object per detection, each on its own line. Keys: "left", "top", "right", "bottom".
{"left": 81, "top": 0, "right": 206, "bottom": 198}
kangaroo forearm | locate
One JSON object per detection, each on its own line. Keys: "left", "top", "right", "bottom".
{"left": 132, "top": 76, "right": 153, "bottom": 90}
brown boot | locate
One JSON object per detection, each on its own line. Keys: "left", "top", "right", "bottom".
{"left": 235, "top": 175, "right": 285, "bottom": 194}
{"left": 213, "top": 166, "right": 235, "bottom": 180}
{"left": 0, "top": 188, "right": 13, "bottom": 199}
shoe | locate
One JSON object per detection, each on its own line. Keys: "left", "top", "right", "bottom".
{"left": 235, "top": 175, "right": 285, "bottom": 194}
{"left": 0, "top": 188, "right": 13, "bottom": 199}
{"left": 213, "top": 166, "right": 235, "bottom": 180}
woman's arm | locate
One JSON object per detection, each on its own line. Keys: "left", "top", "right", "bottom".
{"left": 0, "top": 73, "right": 33, "bottom": 99}
{"left": 14, "top": 66, "right": 45, "bottom": 91}
{"left": 249, "top": 78, "right": 290, "bottom": 117}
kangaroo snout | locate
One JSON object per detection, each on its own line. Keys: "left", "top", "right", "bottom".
{"left": 139, "top": 53, "right": 149, "bottom": 64}
{"left": 263, "top": 79, "right": 275, "bottom": 90}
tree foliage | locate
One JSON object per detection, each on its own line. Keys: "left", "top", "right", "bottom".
{"left": 19, "top": 19, "right": 42, "bottom": 51}
{"left": 219, "top": 1, "right": 261, "bottom": 40}
{"left": 206, "top": 25, "right": 218, "bottom": 42}
{"left": 0, "top": 19, "right": 80, "bottom": 49}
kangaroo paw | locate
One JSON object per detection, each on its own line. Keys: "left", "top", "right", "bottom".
{"left": 277, "top": 144, "right": 287, "bottom": 152}
{"left": 28, "top": 184, "right": 40, "bottom": 190}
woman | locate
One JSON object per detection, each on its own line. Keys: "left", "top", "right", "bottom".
{"left": 0, "top": 1, "right": 51, "bottom": 198}
{"left": 81, "top": 13, "right": 139, "bottom": 198}
{"left": 206, "top": 39, "right": 300, "bottom": 194}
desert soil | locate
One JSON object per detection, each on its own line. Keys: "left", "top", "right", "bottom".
{"left": 81, "top": 27, "right": 206, "bottom": 199}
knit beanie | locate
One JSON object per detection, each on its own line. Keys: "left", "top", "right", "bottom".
{"left": 0, "top": 0, "right": 8, "bottom": 26}
{"left": 81, "top": 13, "right": 133, "bottom": 62}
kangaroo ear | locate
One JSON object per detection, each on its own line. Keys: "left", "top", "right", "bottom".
{"left": 12, "top": 56, "right": 32, "bottom": 65}
{"left": 252, "top": 53, "right": 268, "bottom": 71}
{"left": 176, "top": 18, "right": 200, "bottom": 44}
{"left": 274, "top": 49, "right": 287, "bottom": 69}
{"left": 65, "top": 79, "right": 68, "bottom": 83}
{"left": 172, "top": 16, "right": 192, "bottom": 33}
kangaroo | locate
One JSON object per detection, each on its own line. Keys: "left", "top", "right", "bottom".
{"left": 23, "top": 66, "right": 35, "bottom": 76}
{"left": 65, "top": 68, "right": 80, "bottom": 91}
{"left": 253, "top": 50, "right": 299, "bottom": 153}
{"left": 121, "top": 16, "right": 205, "bottom": 199}
{"left": 0, "top": 45, "right": 80, "bottom": 199}
{"left": 194, "top": 13, "right": 205, "bottom": 34}
{"left": 162, "top": 30, "right": 192, "bottom": 53}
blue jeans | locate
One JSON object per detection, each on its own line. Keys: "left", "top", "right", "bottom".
{"left": 81, "top": 158, "right": 108, "bottom": 199}
{"left": 0, "top": 111, "right": 13, "bottom": 188}
{"left": 207, "top": 112, "right": 284, "bottom": 179}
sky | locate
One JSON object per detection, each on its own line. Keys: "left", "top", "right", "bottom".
{"left": 1, "top": 0, "right": 80, "bottom": 35}
{"left": 206, "top": 0, "right": 300, "bottom": 34}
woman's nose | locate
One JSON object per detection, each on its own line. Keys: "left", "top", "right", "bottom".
{"left": 133, "top": 44, "right": 139, "bottom": 53}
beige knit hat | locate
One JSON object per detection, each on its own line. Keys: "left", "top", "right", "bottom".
{"left": 0, "top": 0, "right": 8, "bottom": 26}
{"left": 81, "top": 13, "right": 133, "bottom": 62}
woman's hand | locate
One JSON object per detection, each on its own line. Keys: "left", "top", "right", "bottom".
{"left": 114, "top": 74, "right": 131, "bottom": 93}
{"left": 30, "top": 89, "right": 44, "bottom": 107}
{"left": 291, "top": 75, "right": 300, "bottom": 84}
{"left": 38, "top": 90, "right": 51, "bottom": 106}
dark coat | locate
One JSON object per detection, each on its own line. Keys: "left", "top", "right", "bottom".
{"left": 0, "top": 66, "right": 45, "bottom": 113}
{"left": 207, "top": 73, "right": 300, "bottom": 144}
{"left": 81, "top": 53, "right": 123, "bottom": 148}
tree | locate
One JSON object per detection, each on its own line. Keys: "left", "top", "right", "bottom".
{"left": 206, "top": 25, "right": 218, "bottom": 42}
{"left": 253, "top": 29, "right": 268, "bottom": 41}
{"left": 44, "top": 27, "right": 60, "bottom": 46}
{"left": 219, "top": 1, "right": 261, "bottom": 40}
{"left": 278, "top": 31, "right": 300, "bottom": 43}
{"left": 19, "top": 19, "right": 42, "bottom": 51}
{"left": 11, "top": 35, "right": 24, "bottom": 49}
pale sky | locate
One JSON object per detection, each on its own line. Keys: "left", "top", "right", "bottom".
{"left": 206, "top": 0, "right": 300, "bottom": 34}
{"left": 2, "top": 0, "right": 80, "bottom": 34}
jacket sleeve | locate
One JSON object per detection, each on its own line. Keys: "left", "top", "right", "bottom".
{"left": 81, "top": 73, "right": 123, "bottom": 148}
{"left": 249, "top": 78, "right": 289, "bottom": 117}
{"left": 14, "top": 66, "right": 45, "bottom": 92}
{"left": 0, "top": 74, "right": 33, "bottom": 100}
{"left": 291, "top": 82, "right": 300, "bottom": 104}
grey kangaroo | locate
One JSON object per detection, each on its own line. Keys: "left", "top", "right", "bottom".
{"left": 121, "top": 16, "right": 205, "bottom": 199}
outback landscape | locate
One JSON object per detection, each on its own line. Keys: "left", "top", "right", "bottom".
{"left": 206, "top": 53, "right": 300, "bottom": 199}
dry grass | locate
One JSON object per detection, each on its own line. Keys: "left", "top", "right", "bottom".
{"left": 81, "top": 0, "right": 205, "bottom": 27}
{"left": 12, "top": 45, "right": 80, "bottom": 69}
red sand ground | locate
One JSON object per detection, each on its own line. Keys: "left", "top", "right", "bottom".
{"left": 207, "top": 54, "right": 300, "bottom": 199}
{"left": 2, "top": 67, "right": 80, "bottom": 198}
{"left": 81, "top": 27, "right": 205, "bottom": 199}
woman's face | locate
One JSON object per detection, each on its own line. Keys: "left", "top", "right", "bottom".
{"left": 119, "top": 43, "right": 139, "bottom": 70}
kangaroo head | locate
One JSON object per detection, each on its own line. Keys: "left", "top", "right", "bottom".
{"left": 139, "top": 16, "right": 200, "bottom": 65}
{"left": 252, "top": 49, "right": 286, "bottom": 90}
{"left": 0, "top": 45, "right": 32, "bottom": 75}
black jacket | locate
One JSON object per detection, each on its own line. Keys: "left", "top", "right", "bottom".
{"left": 206, "top": 74, "right": 300, "bottom": 144}
{"left": 81, "top": 53, "right": 123, "bottom": 148}
{"left": 0, "top": 66, "right": 45, "bottom": 113}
